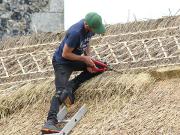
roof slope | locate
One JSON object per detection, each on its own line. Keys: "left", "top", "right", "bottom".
{"left": 1, "top": 15, "right": 180, "bottom": 135}
{"left": 0, "top": 72, "right": 155, "bottom": 135}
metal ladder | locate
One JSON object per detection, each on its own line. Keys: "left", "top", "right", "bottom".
{"left": 44, "top": 104, "right": 87, "bottom": 135}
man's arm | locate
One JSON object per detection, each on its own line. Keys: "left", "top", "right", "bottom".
{"left": 62, "top": 43, "right": 95, "bottom": 67}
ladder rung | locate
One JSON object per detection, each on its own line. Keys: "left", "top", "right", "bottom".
{"left": 62, "top": 119, "right": 70, "bottom": 123}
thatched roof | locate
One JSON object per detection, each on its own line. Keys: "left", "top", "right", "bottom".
{"left": 0, "top": 72, "right": 155, "bottom": 135}
{"left": 1, "top": 15, "right": 180, "bottom": 50}
{"left": 1, "top": 15, "right": 180, "bottom": 135}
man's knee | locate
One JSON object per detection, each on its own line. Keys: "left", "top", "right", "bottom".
{"left": 54, "top": 90, "right": 75, "bottom": 106}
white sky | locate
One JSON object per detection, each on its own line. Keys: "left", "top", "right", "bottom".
{"left": 65, "top": 0, "right": 180, "bottom": 30}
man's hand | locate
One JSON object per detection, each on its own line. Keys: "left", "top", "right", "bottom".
{"left": 82, "top": 56, "right": 95, "bottom": 67}
{"left": 87, "top": 66, "right": 97, "bottom": 73}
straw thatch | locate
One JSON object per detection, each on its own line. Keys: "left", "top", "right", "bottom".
{"left": 73, "top": 76, "right": 180, "bottom": 135}
{"left": 0, "top": 72, "right": 155, "bottom": 135}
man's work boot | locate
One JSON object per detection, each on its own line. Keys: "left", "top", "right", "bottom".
{"left": 41, "top": 120, "right": 62, "bottom": 134}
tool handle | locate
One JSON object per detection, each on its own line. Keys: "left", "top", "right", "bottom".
{"left": 91, "top": 59, "right": 108, "bottom": 72}
{"left": 91, "top": 66, "right": 107, "bottom": 72}
{"left": 92, "top": 59, "right": 107, "bottom": 67}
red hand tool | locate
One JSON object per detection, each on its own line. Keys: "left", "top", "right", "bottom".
{"left": 91, "top": 59, "right": 108, "bottom": 72}
{"left": 91, "top": 59, "right": 122, "bottom": 73}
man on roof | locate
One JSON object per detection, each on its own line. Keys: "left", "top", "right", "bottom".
{"left": 41, "top": 12, "right": 106, "bottom": 133}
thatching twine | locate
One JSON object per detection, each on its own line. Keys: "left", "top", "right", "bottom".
{"left": 0, "top": 72, "right": 155, "bottom": 135}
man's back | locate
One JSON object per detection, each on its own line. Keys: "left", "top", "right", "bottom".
{"left": 53, "top": 19, "right": 94, "bottom": 65}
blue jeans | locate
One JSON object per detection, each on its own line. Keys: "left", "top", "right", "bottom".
{"left": 47, "top": 59, "right": 101, "bottom": 123}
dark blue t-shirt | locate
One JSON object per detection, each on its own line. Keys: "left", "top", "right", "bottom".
{"left": 53, "top": 19, "right": 94, "bottom": 65}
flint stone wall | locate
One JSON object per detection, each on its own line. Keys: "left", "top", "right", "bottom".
{"left": 0, "top": 0, "right": 64, "bottom": 39}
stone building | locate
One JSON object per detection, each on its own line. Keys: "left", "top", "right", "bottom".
{"left": 0, "top": 0, "right": 64, "bottom": 39}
